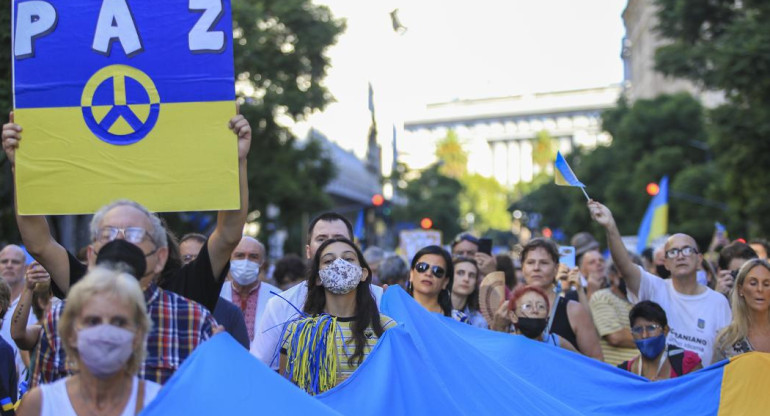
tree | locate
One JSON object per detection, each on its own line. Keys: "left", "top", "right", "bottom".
{"left": 434, "top": 131, "right": 511, "bottom": 236}
{"left": 511, "top": 93, "right": 722, "bottom": 247}
{"left": 392, "top": 164, "right": 463, "bottom": 243}
{"left": 0, "top": 5, "right": 16, "bottom": 244}
{"left": 435, "top": 130, "right": 467, "bottom": 179}
{"left": 654, "top": 0, "right": 770, "bottom": 237}
{"left": 532, "top": 130, "right": 557, "bottom": 172}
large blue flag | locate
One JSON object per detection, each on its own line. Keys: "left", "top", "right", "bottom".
{"left": 145, "top": 287, "right": 770, "bottom": 415}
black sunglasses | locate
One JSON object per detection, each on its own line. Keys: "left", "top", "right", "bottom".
{"left": 415, "top": 262, "right": 446, "bottom": 278}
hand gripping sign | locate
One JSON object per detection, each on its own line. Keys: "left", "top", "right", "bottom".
{"left": 12, "top": 0, "right": 238, "bottom": 214}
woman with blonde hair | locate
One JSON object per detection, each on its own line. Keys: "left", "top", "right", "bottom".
{"left": 714, "top": 258, "right": 770, "bottom": 360}
{"left": 18, "top": 267, "right": 159, "bottom": 416}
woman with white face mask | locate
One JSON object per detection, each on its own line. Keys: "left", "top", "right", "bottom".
{"left": 279, "top": 238, "right": 396, "bottom": 395}
{"left": 17, "top": 268, "right": 159, "bottom": 416}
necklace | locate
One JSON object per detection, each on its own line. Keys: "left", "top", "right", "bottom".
{"left": 636, "top": 352, "right": 668, "bottom": 381}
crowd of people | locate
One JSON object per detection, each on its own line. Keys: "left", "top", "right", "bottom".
{"left": 2, "top": 113, "right": 770, "bottom": 414}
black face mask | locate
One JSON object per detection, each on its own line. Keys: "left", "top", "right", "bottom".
{"left": 96, "top": 239, "right": 147, "bottom": 279}
{"left": 656, "top": 264, "right": 671, "bottom": 279}
{"left": 516, "top": 317, "right": 548, "bottom": 339}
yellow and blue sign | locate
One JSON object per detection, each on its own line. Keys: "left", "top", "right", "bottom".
{"left": 12, "top": 0, "right": 239, "bottom": 214}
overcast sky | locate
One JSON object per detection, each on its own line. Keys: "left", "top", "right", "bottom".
{"left": 288, "top": 0, "right": 628, "bottom": 159}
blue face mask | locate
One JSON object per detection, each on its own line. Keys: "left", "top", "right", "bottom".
{"left": 635, "top": 334, "right": 667, "bottom": 359}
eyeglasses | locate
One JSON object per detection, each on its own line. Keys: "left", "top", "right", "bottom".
{"left": 517, "top": 302, "right": 547, "bottom": 315}
{"left": 98, "top": 226, "right": 152, "bottom": 244}
{"left": 415, "top": 262, "right": 446, "bottom": 278}
{"left": 182, "top": 254, "right": 198, "bottom": 263}
{"left": 664, "top": 246, "right": 698, "bottom": 259}
{"left": 630, "top": 324, "right": 663, "bottom": 336}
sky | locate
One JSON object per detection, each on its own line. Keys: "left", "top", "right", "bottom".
{"left": 288, "top": 0, "right": 628, "bottom": 160}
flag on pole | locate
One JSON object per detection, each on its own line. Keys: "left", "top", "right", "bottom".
{"left": 354, "top": 208, "right": 366, "bottom": 242}
{"left": 368, "top": 82, "right": 375, "bottom": 114}
{"left": 554, "top": 151, "right": 585, "bottom": 187}
{"left": 636, "top": 176, "right": 669, "bottom": 253}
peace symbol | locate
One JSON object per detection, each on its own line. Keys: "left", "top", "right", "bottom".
{"left": 81, "top": 65, "right": 160, "bottom": 145}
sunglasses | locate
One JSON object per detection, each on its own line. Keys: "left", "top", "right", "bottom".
{"left": 415, "top": 262, "right": 446, "bottom": 278}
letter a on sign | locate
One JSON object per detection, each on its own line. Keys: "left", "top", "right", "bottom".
{"left": 12, "top": 0, "right": 239, "bottom": 215}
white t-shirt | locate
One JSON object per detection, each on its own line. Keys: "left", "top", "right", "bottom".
{"left": 251, "top": 281, "right": 384, "bottom": 369}
{"left": 630, "top": 266, "right": 731, "bottom": 366}
{"left": 1, "top": 295, "right": 41, "bottom": 379}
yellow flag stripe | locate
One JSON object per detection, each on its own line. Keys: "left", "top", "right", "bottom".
{"left": 14, "top": 101, "right": 239, "bottom": 214}
{"left": 718, "top": 352, "right": 770, "bottom": 416}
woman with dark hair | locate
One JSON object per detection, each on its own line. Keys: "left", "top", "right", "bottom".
{"left": 618, "top": 300, "right": 702, "bottom": 380}
{"left": 491, "top": 238, "right": 603, "bottom": 360}
{"left": 451, "top": 258, "right": 488, "bottom": 328}
{"left": 279, "top": 238, "right": 396, "bottom": 395}
{"left": 408, "top": 246, "right": 454, "bottom": 317}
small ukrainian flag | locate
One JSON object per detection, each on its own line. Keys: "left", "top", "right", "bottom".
{"left": 554, "top": 151, "right": 590, "bottom": 200}
{"left": 1, "top": 396, "right": 14, "bottom": 412}
{"left": 554, "top": 151, "right": 585, "bottom": 187}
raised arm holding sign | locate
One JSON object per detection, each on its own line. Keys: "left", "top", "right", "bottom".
{"left": 3, "top": 0, "right": 248, "bottom": 309}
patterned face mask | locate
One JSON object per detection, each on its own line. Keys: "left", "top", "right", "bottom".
{"left": 319, "top": 258, "right": 364, "bottom": 294}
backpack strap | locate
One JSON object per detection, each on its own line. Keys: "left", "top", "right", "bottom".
{"left": 667, "top": 346, "right": 685, "bottom": 377}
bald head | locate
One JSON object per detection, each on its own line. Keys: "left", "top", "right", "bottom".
{"left": 231, "top": 237, "right": 265, "bottom": 264}
{"left": 662, "top": 233, "right": 701, "bottom": 280}
{"left": 0, "top": 245, "right": 27, "bottom": 287}
{"left": 665, "top": 233, "right": 699, "bottom": 252}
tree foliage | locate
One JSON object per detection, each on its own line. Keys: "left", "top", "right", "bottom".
{"left": 654, "top": 0, "right": 770, "bottom": 237}
{"left": 392, "top": 164, "right": 463, "bottom": 244}
{"left": 512, "top": 93, "right": 724, "bottom": 247}
{"left": 1, "top": 4, "right": 16, "bottom": 244}
{"left": 433, "top": 131, "right": 511, "bottom": 236}
{"left": 435, "top": 130, "right": 467, "bottom": 180}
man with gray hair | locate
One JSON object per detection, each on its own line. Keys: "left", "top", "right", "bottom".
{"left": 218, "top": 236, "right": 277, "bottom": 348}
{"left": 0, "top": 245, "right": 36, "bottom": 378}
{"left": 378, "top": 255, "right": 409, "bottom": 289}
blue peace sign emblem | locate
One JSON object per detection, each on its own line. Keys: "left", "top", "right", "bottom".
{"left": 81, "top": 65, "right": 160, "bottom": 145}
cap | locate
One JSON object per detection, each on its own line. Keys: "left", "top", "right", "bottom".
{"left": 571, "top": 232, "right": 600, "bottom": 257}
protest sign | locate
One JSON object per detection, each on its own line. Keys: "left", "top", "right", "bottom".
{"left": 399, "top": 229, "right": 442, "bottom": 264}
{"left": 12, "top": 0, "right": 238, "bottom": 214}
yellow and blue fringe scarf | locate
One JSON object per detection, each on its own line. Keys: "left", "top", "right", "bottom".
{"left": 284, "top": 314, "right": 340, "bottom": 395}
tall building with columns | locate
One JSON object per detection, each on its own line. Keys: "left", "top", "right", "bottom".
{"left": 402, "top": 85, "right": 621, "bottom": 187}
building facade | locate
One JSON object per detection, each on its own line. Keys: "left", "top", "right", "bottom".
{"left": 402, "top": 85, "right": 621, "bottom": 187}
{"left": 622, "top": 0, "right": 722, "bottom": 106}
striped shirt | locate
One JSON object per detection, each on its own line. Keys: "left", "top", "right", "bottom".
{"left": 32, "top": 284, "right": 215, "bottom": 386}
{"left": 589, "top": 288, "right": 638, "bottom": 366}
{"left": 282, "top": 314, "right": 396, "bottom": 388}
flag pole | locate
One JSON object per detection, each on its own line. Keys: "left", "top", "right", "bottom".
{"left": 580, "top": 187, "right": 590, "bottom": 201}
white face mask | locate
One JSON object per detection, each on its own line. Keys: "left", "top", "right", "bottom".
{"left": 319, "top": 258, "right": 364, "bottom": 295}
{"left": 230, "top": 259, "right": 260, "bottom": 286}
